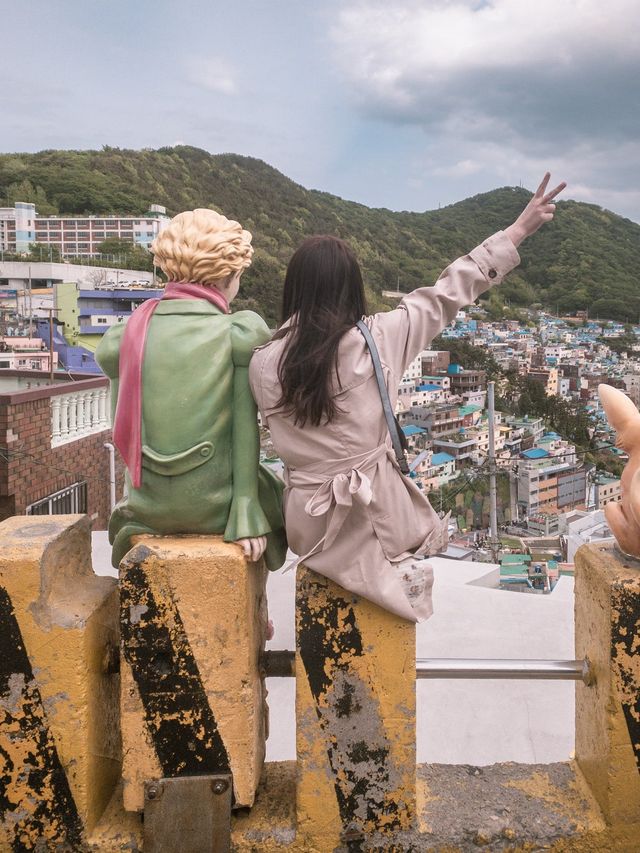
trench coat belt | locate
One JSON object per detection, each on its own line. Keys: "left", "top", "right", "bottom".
{"left": 284, "top": 442, "right": 392, "bottom": 568}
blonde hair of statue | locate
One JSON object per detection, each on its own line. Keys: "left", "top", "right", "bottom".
{"left": 151, "top": 208, "right": 254, "bottom": 285}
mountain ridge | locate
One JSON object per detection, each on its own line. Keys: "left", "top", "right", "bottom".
{"left": 1, "top": 145, "right": 638, "bottom": 324}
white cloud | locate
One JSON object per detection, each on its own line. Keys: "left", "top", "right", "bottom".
{"left": 185, "top": 57, "right": 237, "bottom": 95}
{"left": 331, "top": 0, "right": 640, "bottom": 141}
{"left": 432, "top": 158, "right": 481, "bottom": 177}
{"left": 329, "top": 0, "right": 640, "bottom": 219}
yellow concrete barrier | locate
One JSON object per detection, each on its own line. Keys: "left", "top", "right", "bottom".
{"left": 575, "top": 542, "right": 640, "bottom": 849}
{"left": 295, "top": 564, "right": 416, "bottom": 852}
{"left": 0, "top": 515, "right": 120, "bottom": 850}
{"left": 119, "top": 534, "right": 269, "bottom": 813}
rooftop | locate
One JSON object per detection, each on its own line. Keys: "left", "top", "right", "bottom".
{"left": 431, "top": 452, "right": 455, "bottom": 465}
{"left": 521, "top": 447, "right": 550, "bottom": 459}
{"left": 402, "top": 425, "right": 426, "bottom": 437}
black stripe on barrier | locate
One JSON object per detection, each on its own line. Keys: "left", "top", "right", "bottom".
{"left": 297, "top": 573, "right": 405, "bottom": 841}
{"left": 612, "top": 584, "right": 640, "bottom": 772}
{"left": 0, "top": 586, "right": 83, "bottom": 850}
{"left": 120, "top": 553, "right": 230, "bottom": 777}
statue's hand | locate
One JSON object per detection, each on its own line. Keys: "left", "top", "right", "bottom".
{"left": 236, "top": 535, "right": 268, "bottom": 562}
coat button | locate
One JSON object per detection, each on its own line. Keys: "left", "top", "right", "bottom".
{"left": 488, "top": 269, "right": 497, "bottom": 279}
{"left": 200, "top": 447, "right": 211, "bottom": 457}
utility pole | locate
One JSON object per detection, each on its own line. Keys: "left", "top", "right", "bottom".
{"left": 45, "top": 308, "right": 61, "bottom": 383}
{"left": 28, "top": 263, "right": 33, "bottom": 337}
{"left": 487, "top": 380, "right": 500, "bottom": 563}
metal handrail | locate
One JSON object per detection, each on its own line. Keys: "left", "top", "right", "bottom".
{"left": 260, "top": 651, "right": 594, "bottom": 686}
{"left": 416, "top": 657, "right": 593, "bottom": 685}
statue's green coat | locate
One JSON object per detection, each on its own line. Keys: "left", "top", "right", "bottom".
{"left": 96, "top": 299, "right": 287, "bottom": 569}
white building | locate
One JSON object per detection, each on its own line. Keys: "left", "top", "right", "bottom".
{"left": 0, "top": 261, "right": 154, "bottom": 291}
{"left": 0, "top": 202, "right": 169, "bottom": 257}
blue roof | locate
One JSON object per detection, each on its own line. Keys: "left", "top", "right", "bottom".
{"left": 402, "top": 425, "right": 426, "bottom": 436}
{"left": 416, "top": 383, "right": 441, "bottom": 392}
{"left": 521, "top": 448, "right": 550, "bottom": 459}
{"left": 447, "top": 363, "right": 464, "bottom": 374}
{"left": 432, "top": 452, "right": 455, "bottom": 465}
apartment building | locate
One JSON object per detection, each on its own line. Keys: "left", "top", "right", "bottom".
{"left": 517, "top": 447, "right": 586, "bottom": 517}
{"left": 592, "top": 474, "right": 622, "bottom": 509}
{"left": 421, "top": 350, "right": 450, "bottom": 375}
{"left": 402, "top": 403, "right": 465, "bottom": 439}
{"left": 0, "top": 202, "right": 169, "bottom": 257}
{"left": 445, "top": 364, "right": 487, "bottom": 396}
{"left": 0, "top": 338, "right": 58, "bottom": 372}
{"left": 0, "top": 202, "right": 34, "bottom": 252}
{"left": 506, "top": 415, "right": 545, "bottom": 445}
{"left": 528, "top": 367, "right": 559, "bottom": 396}
{"left": 432, "top": 433, "right": 477, "bottom": 464}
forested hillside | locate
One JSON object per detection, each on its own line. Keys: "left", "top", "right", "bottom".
{"left": 1, "top": 146, "right": 638, "bottom": 324}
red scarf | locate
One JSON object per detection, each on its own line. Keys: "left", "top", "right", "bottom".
{"left": 112, "top": 282, "right": 229, "bottom": 488}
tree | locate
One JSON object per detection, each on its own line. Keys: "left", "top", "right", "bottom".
{"left": 28, "top": 242, "right": 61, "bottom": 262}
{"left": 95, "top": 238, "right": 153, "bottom": 271}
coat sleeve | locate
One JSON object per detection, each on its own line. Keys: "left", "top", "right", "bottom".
{"left": 369, "top": 231, "right": 520, "bottom": 378}
{"left": 95, "top": 323, "right": 126, "bottom": 425}
{"left": 224, "top": 312, "right": 273, "bottom": 542}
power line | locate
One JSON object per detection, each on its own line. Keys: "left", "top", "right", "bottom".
{"left": 0, "top": 446, "right": 111, "bottom": 485}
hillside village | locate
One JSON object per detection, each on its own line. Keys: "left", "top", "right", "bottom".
{"left": 385, "top": 302, "right": 631, "bottom": 583}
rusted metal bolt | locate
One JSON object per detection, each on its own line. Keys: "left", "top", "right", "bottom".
{"left": 146, "top": 784, "right": 162, "bottom": 801}
{"left": 341, "top": 824, "right": 364, "bottom": 842}
{"left": 211, "top": 778, "right": 229, "bottom": 795}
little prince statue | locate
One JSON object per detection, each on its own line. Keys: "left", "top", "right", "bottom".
{"left": 96, "top": 208, "right": 287, "bottom": 570}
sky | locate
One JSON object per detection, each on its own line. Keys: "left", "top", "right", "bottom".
{"left": 2, "top": 0, "right": 640, "bottom": 221}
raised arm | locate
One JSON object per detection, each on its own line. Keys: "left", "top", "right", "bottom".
{"left": 371, "top": 172, "right": 566, "bottom": 377}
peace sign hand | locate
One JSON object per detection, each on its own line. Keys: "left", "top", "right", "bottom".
{"left": 505, "top": 172, "right": 567, "bottom": 248}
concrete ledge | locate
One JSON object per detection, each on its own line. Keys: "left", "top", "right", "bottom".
{"left": 575, "top": 542, "right": 640, "bottom": 836}
{"left": 87, "top": 760, "right": 617, "bottom": 852}
{"left": 120, "top": 534, "right": 269, "bottom": 811}
{"left": 0, "top": 515, "right": 120, "bottom": 849}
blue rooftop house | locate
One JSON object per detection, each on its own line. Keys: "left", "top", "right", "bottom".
{"left": 401, "top": 423, "right": 428, "bottom": 451}
{"left": 520, "top": 447, "right": 550, "bottom": 460}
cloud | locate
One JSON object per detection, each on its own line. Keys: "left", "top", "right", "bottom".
{"left": 329, "top": 0, "right": 640, "bottom": 219}
{"left": 331, "top": 0, "right": 640, "bottom": 142}
{"left": 185, "top": 57, "right": 237, "bottom": 95}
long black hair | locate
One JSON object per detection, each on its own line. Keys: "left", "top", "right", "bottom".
{"left": 274, "top": 235, "right": 368, "bottom": 427}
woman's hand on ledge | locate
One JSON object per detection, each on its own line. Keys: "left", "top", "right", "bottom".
{"left": 505, "top": 172, "right": 567, "bottom": 248}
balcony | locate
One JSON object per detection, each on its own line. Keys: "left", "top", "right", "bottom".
{"left": 50, "top": 383, "right": 110, "bottom": 446}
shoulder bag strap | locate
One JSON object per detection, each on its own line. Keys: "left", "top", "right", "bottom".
{"left": 356, "top": 320, "right": 410, "bottom": 476}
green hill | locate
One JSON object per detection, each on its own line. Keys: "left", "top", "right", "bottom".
{"left": 1, "top": 145, "right": 639, "bottom": 324}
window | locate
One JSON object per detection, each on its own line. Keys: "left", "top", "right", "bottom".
{"left": 27, "top": 481, "right": 88, "bottom": 515}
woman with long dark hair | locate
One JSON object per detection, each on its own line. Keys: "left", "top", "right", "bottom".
{"left": 249, "top": 174, "right": 565, "bottom": 621}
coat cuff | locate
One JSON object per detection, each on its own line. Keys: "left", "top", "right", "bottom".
{"left": 224, "top": 495, "right": 272, "bottom": 542}
{"left": 468, "top": 230, "right": 521, "bottom": 287}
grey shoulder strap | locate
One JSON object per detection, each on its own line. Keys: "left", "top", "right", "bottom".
{"left": 356, "top": 320, "right": 410, "bottom": 476}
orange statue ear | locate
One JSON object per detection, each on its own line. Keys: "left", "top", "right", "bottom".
{"left": 598, "top": 384, "right": 640, "bottom": 436}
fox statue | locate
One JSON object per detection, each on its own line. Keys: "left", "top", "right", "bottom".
{"left": 598, "top": 383, "right": 640, "bottom": 559}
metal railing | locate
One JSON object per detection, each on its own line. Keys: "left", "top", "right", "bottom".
{"left": 261, "top": 651, "right": 594, "bottom": 686}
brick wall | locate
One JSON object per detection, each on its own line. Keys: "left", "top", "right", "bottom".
{"left": 0, "top": 382, "right": 125, "bottom": 530}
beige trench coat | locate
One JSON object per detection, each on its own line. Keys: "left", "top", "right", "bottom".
{"left": 248, "top": 232, "right": 520, "bottom": 622}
